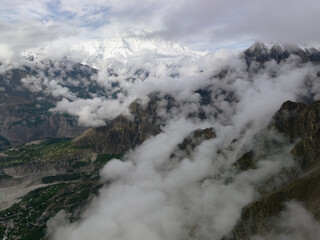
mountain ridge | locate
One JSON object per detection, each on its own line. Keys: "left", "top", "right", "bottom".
{"left": 20, "top": 35, "right": 206, "bottom": 67}
{"left": 244, "top": 41, "right": 320, "bottom": 66}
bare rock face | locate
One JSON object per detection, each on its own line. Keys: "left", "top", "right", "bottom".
{"left": 233, "top": 151, "right": 255, "bottom": 171}
{"left": 270, "top": 100, "right": 320, "bottom": 142}
{"left": 291, "top": 128, "right": 320, "bottom": 172}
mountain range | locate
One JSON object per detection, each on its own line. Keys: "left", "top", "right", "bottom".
{"left": 1, "top": 40, "right": 320, "bottom": 239}
{"left": 21, "top": 35, "right": 204, "bottom": 67}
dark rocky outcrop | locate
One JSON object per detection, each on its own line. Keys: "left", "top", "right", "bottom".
{"left": 233, "top": 151, "right": 255, "bottom": 171}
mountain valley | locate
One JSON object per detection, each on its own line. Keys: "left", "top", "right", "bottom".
{"left": 1, "top": 41, "right": 320, "bottom": 239}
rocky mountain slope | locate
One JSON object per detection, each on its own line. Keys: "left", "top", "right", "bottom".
{"left": 228, "top": 100, "right": 320, "bottom": 239}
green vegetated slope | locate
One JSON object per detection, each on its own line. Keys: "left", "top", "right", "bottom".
{"left": 0, "top": 137, "right": 122, "bottom": 183}
{"left": 0, "top": 138, "right": 73, "bottom": 168}
{"left": 0, "top": 182, "right": 102, "bottom": 240}
{"left": 0, "top": 137, "right": 122, "bottom": 240}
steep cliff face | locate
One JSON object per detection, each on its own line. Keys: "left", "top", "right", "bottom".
{"left": 229, "top": 100, "right": 320, "bottom": 239}
{"left": 231, "top": 168, "right": 320, "bottom": 239}
{"left": 233, "top": 101, "right": 320, "bottom": 171}
{"left": 0, "top": 105, "right": 86, "bottom": 149}
{"left": 0, "top": 62, "right": 101, "bottom": 150}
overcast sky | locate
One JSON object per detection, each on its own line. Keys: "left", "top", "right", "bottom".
{"left": 1, "top": 0, "right": 320, "bottom": 57}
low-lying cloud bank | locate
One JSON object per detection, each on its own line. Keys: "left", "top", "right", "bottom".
{"left": 42, "top": 46, "right": 320, "bottom": 239}
{"left": 48, "top": 46, "right": 320, "bottom": 129}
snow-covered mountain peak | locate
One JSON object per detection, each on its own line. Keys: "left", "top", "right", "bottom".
{"left": 248, "top": 41, "right": 320, "bottom": 55}
{"left": 245, "top": 41, "right": 320, "bottom": 64}
{"left": 21, "top": 35, "right": 205, "bottom": 67}
{"left": 70, "top": 35, "right": 202, "bottom": 59}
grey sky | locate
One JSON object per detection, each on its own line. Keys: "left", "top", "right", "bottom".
{"left": 0, "top": 0, "right": 320, "bottom": 58}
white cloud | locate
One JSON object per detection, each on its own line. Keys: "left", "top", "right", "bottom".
{"left": 21, "top": 75, "right": 77, "bottom": 100}
{"left": 46, "top": 45, "right": 320, "bottom": 129}
{"left": 0, "top": 44, "right": 14, "bottom": 63}
{"left": 51, "top": 97, "right": 133, "bottom": 127}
